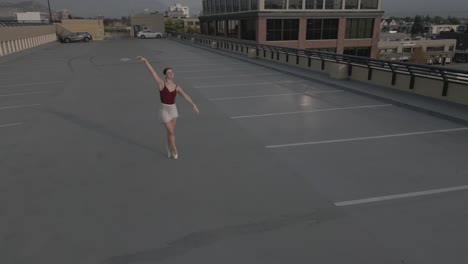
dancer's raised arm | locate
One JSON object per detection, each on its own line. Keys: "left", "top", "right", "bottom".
{"left": 137, "top": 56, "right": 164, "bottom": 90}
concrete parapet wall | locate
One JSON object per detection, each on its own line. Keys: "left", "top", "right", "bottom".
{"left": 0, "top": 25, "right": 57, "bottom": 57}
{"left": 174, "top": 36, "right": 468, "bottom": 106}
{"left": 60, "top": 19, "right": 105, "bottom": 40}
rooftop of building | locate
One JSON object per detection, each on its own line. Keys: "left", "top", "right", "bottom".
{"left": 1, "top": 35, "right": 468, "bottom": 263}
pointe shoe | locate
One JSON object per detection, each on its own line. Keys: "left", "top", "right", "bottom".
{"left": 172, "top": 153, "right": 178, "bottom": 160}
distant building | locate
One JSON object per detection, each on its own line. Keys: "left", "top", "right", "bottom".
{"left": 424, "top": 24, "right": 459, "bottom": 35}
{"left": 200, "top": 0, "right": 384, "bottom": 58}
{"left": 170, "top": 4, "right": 190, "bottom": 17}
{"left": 438, "top": 31, "right": 468, "bottom": 62}
{"left": 165, "top": 10, "right": 187, "bottom": 19}
{"left": 378, "top": 38, "right": 457, "bottom": 64}
{"left": 381, "top": 18, "right": 398, "bottom": 33}
{"left": 130, "top": 12, "right": 165, "bottom": 37}
{"left": 16, "top": 12, "right": 46, "bottom": 23}
{"left": 57, "top": 9, "right": 71, "bottom": 20}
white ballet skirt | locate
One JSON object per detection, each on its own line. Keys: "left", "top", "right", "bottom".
{"left": 159, "top": 103, "right": 179, "bottom": 123}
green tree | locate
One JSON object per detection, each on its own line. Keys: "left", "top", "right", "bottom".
{"left": 446, "top": 16, "right": 460, "bottom": 24}
{"left": 411, "top": 15, "right": 424, "bottom": 36}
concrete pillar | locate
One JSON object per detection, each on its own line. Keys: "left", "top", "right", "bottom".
{"left": 248, "top": 48, "right": 257, "bottom": 58}
{"left": 12, "top": 40, "right": 17, "bottom": 53}
{"left": 257, "top": 17, "right": 267, "bottom": 44}
{"left": 370, "top": 17, "right": 382, "bottom": 59}
{"left": 0, "top": 42, "right": 4, "bottom": 56}
{"left": 328, "top": 63, "right": 349, "bottom": 80}
{"left": 210, "top": 41, "right": 218, "bottom": 48}
{"left": 298, "top": 18, "right": 307, "bottom": 49}
{"left": 336, "top": 17, "right": 347, "bottom": 55}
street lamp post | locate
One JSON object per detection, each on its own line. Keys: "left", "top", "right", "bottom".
{"left": 47, "top": 0, "right": 53, "bottom": 23}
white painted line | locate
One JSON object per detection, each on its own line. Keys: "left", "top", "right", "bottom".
{"left": 0, "top": 123, "right": 23, "bottom": 128}
{"left": 0, "top": 81, "right": 63, "bottom": 89}
{"left": 172, "top": 62, "right": 244, "bottom": 67}
{"left": 335, "top": 185, "right": 468, "bottom": 207}
{"left": 195, "top": 80, "right": 304, "bottom": 89}
{"left": 184, "top": 73, "right": 276, "bottom": 80}
{"left": 0, "top": 91, "right": 50, "bottom": 97}
{"left": 0, "top": 104, "right": 41, "bottom": 110}
{"left": 232, "top": 104, "right": 392, "bottom": 119}
{"left": 210, "top": 90, "right": 343, "bottom": 101}
{"left": 177, "top": 67, "right": 256, "bottom": 73}
{"left": 266, "top": 127, "right": 468, "bottom": 149}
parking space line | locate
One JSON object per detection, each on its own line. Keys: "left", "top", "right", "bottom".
{"left": 177, "top": 67, "right": 256, "bottom": 73}
{"left": 266, "top": 127, "right": 468, "bottom": 149}
{"left": 0, "top": 91, "right": 50, "bottom": 97}
{"left": 195, "top": 80, "right": 304, "bottom": 89}
{"left": 0, "top": 123, "right": 23, "bottom": 128}
{"left": 184, "top": 73, "right": 276, "bottom": 80}
{"left": 210, "top": 90, "right": 343, "bottom": 101}
{"left": 335, "top": 185, "right": 468, "bottom": 207}
{"left": 232, "top": 104, "right": 392, "bottom": 119}
{"left": 0, "top": 81, "right": 63, "bottom": 89}
{"left": 171, "top": 62, "right": 244, "bottom": 67}
{"left": 0, "top": 104, "right": 41, "bottom": 110}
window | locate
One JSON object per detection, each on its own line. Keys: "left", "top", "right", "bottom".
{"left": 216, "top": 20, "right": 225, "bottom": 35}
{"left": 251, "top": 0, "right": 258, "bottom": 10}
{"left": 345, "top": 0, "right": 358, "bottom": 9}
{"left": 226, "top": 0, "right": 233, "bottom": 12}
{"left": 227, "top": 20, "right": 239, "bottom": 38}
{"left": 267, "top": 19, "right": 299, "bottom": 41}
{"left": 233, "top": 0, "right": 240, "bottom": 11}
{"left": 241, "top": 0, "right": 250, "bottom": 11}
{"left": 449, "top": 46, "right": 454, "bottom": 51}
{"left": 265, "top": 0, "right": 287, "bottom": 9}
{"left": 360, "top": 0, "right": 379, "bottom": 9}
{"left": 306, "top": 0, "right": 324, "bottom": 9}
{"left": 345, "top": 18, "right": 374, "bottom": 38}
{"left": 402, "top": 47, "right": 412, "bottom": 53}
{"left": 220, "top": 0, "right": 226, "bottom": 13}
{"left": 307, "top": 47, "right": 337, "bottom": 53}
{"left": 208, "top": 21, "right": 215, "bottom": 35}
{"left": 289, "top": 0, "right": 303, "bottom": 9}
{"left": 325, "top": 0, "right": 342, "bottom": 9}
{"left": 241, "top": 19, "right": 256, "bottom": 40}
{"left": 344, "top": 47, "right": 372, "bottom": 57}
{"left": 426, "top": 46, "right": 445, "bottom": 52}
{"left": 306, "top": 19, "right": 339, "bottom": 40}
{"left": 215, "top": 0, "right": 220, "bottom": 13}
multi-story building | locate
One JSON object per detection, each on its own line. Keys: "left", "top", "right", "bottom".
{"left": 170, "top": 4, "right": 190, "bottom": 17}
{"left": 199, "top": 0, "right": 383, "bottom": 58}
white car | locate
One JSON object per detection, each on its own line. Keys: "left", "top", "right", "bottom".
{"left": 137, "top": 30, "right": 163, "bottom": 39}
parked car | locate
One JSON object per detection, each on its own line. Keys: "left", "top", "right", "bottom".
{"left": 60, "top": 32, "right": 92, "bottom": 43}
{"left": 137, "top": 30, "right": 163, "bottom": 39}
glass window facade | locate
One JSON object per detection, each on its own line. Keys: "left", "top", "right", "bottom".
{"left": 345, "top": 18, "right": 374, "bottom": 38}
{"left": 265, "top": 0, "right": 287, "bottom": 9}
{"left": 345, "top": 0, "right": 358, "bottom": 9}
{"left": 241, "top": 19, "right": 256, "bottom": 40}
{"left": 226, "top": 0, "right": 233, "bottom": 12}
{"left": 233, "top": 0, "right": 240, "bottom": 11}
{"left": 228, "top": 20, "right": 240, "bottom": 37}
{"left": 306, "top": 0, "right": 324, "bottom": 9}
{"left": 325, "top": 0, "right": 342, "bottom": 9}
{"left": 267, "top": 19, "right": 299, "bottom": 41}
{"left": 360, "top": 0, "right": 379, "bottom": 9}
{"left": 289, "top": 0, "right": 303, "bottom": 9}
{"left": 251, "top": 0, "right": 258, "bottom": 10}
{"left": 241, "top": 0, "right": 250, "bottom": 11}
{"left": 306, "top": 19, "right": 339, "bottom": 40}
{"left": 344, "top": 47, "right": 372, "bottom": 57}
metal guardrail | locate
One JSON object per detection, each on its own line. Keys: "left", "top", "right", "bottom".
{"left": 169, "top": 32, "right": 468, "bottom": 97}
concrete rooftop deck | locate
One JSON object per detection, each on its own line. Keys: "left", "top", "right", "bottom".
{"left": 1, "top": 38, "right": 468, "bottom": 264}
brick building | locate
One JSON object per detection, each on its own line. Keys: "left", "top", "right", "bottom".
{"left": 200, "top": 0, "right": 383, "bottom": 58}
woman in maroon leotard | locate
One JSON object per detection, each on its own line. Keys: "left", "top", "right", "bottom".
{"left": 137, "top": 56, "right": 199, "bottom": 160}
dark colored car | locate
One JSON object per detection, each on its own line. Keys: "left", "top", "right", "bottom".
{"left": 60, "top": 32, "right": 93, "bottom": 43}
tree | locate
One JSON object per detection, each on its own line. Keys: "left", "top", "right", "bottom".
{"left": 411, "top": 15, "right": 424, "bottom": 36}
{"left": 446, "top": 16, "right": 460, "bottom": 25}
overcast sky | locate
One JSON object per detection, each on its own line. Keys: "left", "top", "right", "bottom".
{"left": 7, "top": 0, "right": 468, "bottom": 18}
